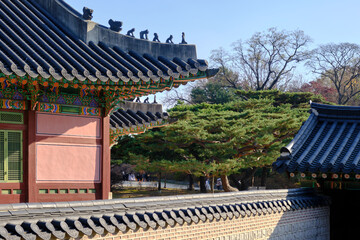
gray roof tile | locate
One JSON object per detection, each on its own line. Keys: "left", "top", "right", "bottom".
{"left": 0, "top": 0, "right": 208, "bottom": 84}
{"left": 274, "top": 103, "right": 360, "bottom": 174}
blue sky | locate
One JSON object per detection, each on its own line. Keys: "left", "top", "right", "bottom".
{"left": 65, "top": 0, "right": 360, "bottom": 60}
{"left": 64, "top": 0, "right": 360, "bottom": 104}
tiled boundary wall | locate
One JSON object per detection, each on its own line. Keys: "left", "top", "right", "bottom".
{"left": 91, "top": 207, "right": 329, "bottom": 240}
{"left": 0, "top": 189, "right": 330, "bottom": 240}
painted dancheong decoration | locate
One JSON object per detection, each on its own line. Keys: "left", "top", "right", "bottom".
{"left": 0, "top": 0, "right": 217, "bottom": 203}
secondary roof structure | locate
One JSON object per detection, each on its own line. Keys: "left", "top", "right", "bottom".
{"left": 109, "top": 101, "right": 169, "bottom": 145}
{"left": 273, "top": 102, "right": 360, "bottom": 179}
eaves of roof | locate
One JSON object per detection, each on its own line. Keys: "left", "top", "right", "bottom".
{"left": 110, "top": 104, "right": 169, "bottom": 141}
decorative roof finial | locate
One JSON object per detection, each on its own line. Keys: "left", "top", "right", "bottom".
{"left": 126, "top": 28, "right": 135, "bottom": 37}
{"left": 153, "top": 33, "right": 160, "bottom": 42}
{"left": 108, "top": 19, "right": 122, "bottom": 32}
{"left": 166, "top": 35, "right": 174, "bottom": 44}
{"left": 140, "top": 30, "right": 149, "bottom": 40}
{"left": 82, "top": 7, "right": 93, "bottom": 20}
{"left": 180, "top": 32, "right": 187, "bottom": 44}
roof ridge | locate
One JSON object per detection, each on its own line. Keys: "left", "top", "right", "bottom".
{"left": 0, "top": 0, "right": 210, "bottom": 84}
{"left": 311, "top": 102, "right": 360, "bottom": 112}
{"left": 29, "top": 0, "right": 199, "bottom": 60}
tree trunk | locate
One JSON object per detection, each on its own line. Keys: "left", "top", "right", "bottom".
{"left": 199, "top": 176, "right": 207, "bottom": 193}
{"left": 239, "top": 167, "right": 257, "bottom": 190}
{"left": 211, "top": 175, "right": 214, "bottom": 193}
{"left": 158, "top": 172, "right": 162, "bottom": 191}
{"left": 187, "top": 174, "right": 194, "bottom": 191}
{"left": 260, "top": 167, "right": 268, "bottom": 187}
{"left": 221, "top": 175, "right": 239, "bottom": 192}
{"left": 229, "top": 174, "right": 242, "bottom": 191}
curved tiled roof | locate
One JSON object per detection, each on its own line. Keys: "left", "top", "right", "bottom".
{"left": 109, "top": 101, "right": 169, "bottom": 139}
{"left": 110, "top": 107, "right": 168, "bottom": 130}
{"left": 273, "top": 102, "right": 360, "bottom": 174}
{"left": 0, "top": 0, "right": 209, "bottom": 84}
{"left": 0, "top": 189, "right": 329, "bottom": 240}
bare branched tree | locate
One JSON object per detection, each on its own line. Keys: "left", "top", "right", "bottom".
{"left": 307, "top": 42, "right": 360, "bottom": 105}
{"left": 210, "top": 48, "right": 241, "bottom": 89}
{"left": 162, "top": 83, "right": 196, "bottom": 108}
{"left": 162, "top": 28, "right": 311, "bottom": 107}
{"left": 229, "top": 28, "right": 311, "bottom": 90}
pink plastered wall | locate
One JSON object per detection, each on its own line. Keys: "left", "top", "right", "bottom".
{"left": 36, "top": 113, "right": 101, "bottom": 138}
{"left": 36, "top": 143, "right": 101, "bottom": 182}
{"left": 35, "top": 113, "right": 102, "bottom": 183}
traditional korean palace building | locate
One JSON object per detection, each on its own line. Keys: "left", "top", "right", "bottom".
{"left": 273, "top": 102, "right": 360, "bottom": 239}
{"left": 0, "top": 0, "right": 215, "bottom": 204}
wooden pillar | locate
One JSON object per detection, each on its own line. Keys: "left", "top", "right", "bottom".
{"left": 27, "top": 110, "right": 36, "bottom": 202}
{"left": 101, "top": 115, "right": 110, "bottom": 199}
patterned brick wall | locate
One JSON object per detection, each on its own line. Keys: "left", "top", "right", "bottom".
{"left": 0, "top": 189, "right": 329, "bottom": 240}
{"left": 86, "top": 207, "right": 329, "bottom": 240}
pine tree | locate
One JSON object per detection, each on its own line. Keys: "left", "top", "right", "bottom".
{"left": 112, "top": 91, "right": 327, "bottom": 192}
{"left": 165, "top": 90, "right": 325, "bottom": 191}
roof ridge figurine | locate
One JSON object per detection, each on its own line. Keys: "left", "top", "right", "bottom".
{"left": 166, "top": 35, "right": 174, "bottom": 44}
{"left": 82, "top": 7, "right": 93, "bottom": 20}
{"left": 108, "top": 19, "right": 122, "bottom": 32}
{"left": 126, "top": 28, "right": 135, "bottom": 37}
{"left": 153, "top": 33, "right": 160, "bottom": 42}
{"left": 180, "top": 32, "right": 187, "bottom": 44}
{"left": 140, "top": 29, "right": 149, "bottom": 40}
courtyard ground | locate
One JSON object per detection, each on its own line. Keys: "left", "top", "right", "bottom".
{"left": 112, "top": 187, "right": 200, "bottom": 198}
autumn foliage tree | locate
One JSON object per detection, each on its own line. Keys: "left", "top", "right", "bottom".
{"left": 307, "top": 42, "right": 360, "bottom": 105}
{"left": 296, "top": 78, "right": 337, "bottom": 103}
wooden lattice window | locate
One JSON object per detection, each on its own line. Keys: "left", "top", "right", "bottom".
{"left": 0, "top": 130, "right": 23, "bottom": 182}
{"left": 0, "top": 112, "right": 23, "bottom": 124}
